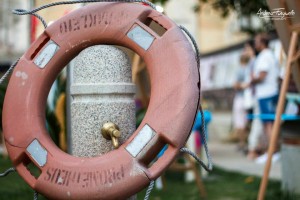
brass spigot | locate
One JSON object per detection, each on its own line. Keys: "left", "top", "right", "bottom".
{"left": 101, "top": 122, "right": 121, "bottom": 149}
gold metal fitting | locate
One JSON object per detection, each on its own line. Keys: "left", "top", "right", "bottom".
{"left": 101, "top": 122, "right": 121, "bottom": 149}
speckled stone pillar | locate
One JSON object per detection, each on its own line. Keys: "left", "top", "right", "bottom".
{"left": 70, "top": 45, "right": 136, "bottom": 157}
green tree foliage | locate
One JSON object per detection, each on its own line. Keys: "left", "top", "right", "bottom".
{"left": 198, "top": 0, "right": 274, "bottom": 34}
{"left": 200, "top": 0, "right": 269, "bottom": 18}
{"left": 152, "top": 0, "right": 169, "bottom": 5}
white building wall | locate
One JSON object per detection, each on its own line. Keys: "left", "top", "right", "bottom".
{"left": 0, "top": 0, "right": 30, "bottom": 59}
{"left": 165, "top": 0, "right": 198, "bottom": 39}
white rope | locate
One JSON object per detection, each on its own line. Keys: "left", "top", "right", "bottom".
{"left": 12, "top": 0, "right": 156, "bottom": 29}
{"left": 0, "top": 59, "right": 19, "bottom": 85}
{"left": 144, "top": 180, "right": 155, "bottom": 200}
{"left": 0, "top": 167, "right": 16, "bottom": 177}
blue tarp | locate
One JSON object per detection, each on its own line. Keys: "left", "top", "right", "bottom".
{"left": 192, "top": 110, "right": 212, "bottom": 132}
{"left": 248, "top": 114, "right": 300, "bottom": 121}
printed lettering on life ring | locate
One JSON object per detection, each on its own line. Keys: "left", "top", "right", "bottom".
{"left": 3, "top": 2, "right": 200, "bottom": 199}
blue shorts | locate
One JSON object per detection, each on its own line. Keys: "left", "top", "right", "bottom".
{"left": 258, "top": 94, "right": 279, "bottom": 123}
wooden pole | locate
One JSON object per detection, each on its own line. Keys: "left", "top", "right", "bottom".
{"left": 186, "top": 154, "right": 207, "bottom": 198}
{"left": 132, "top": 54, "right": 149, "bottom": 108}
{"left": 257, "top": 31, "right": 298, "bottom": 200}
{"left": 169, "top": 153, "right": 207, "bottom": 198}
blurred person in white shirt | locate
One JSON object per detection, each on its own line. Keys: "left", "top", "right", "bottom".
{"left": 250, "top": 33, "right": 280, "bottom": 163}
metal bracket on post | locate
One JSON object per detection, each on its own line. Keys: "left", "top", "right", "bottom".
{"left": 101, "top": 122, "right": 121, "bottom": 149}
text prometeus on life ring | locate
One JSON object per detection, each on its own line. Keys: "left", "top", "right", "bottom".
{"left": 43, "top": 165, "right": 125, "bottom": 188}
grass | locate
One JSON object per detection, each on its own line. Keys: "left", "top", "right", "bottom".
{"left": 0, "top": 156, "right": 46, "bottom": 200}
{"left": 138, "top": 167, "right": 298, "bottom": 200}
{"left": 0, "top": 156, "right": 298, "bottom": 200}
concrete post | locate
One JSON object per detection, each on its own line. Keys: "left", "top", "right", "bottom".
{"left": 69, "top": 46, "right": 136, "bottom": 199}
{"left": 70, "top": 45, "right": 136, "bottom": 157}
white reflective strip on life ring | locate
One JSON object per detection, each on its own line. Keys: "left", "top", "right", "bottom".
{"left": 126, "top": 124, "right": 155, "bottom": 157}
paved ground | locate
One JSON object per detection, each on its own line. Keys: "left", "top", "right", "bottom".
{"left": 207, "top": 111, "right": 281, "bottom": 180}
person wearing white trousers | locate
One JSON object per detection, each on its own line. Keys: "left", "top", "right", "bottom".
{"left": 247, "top": 100, "right": 264, "bottom": 159}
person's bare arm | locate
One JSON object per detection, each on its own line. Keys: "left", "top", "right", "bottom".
{"left": 234, "top": 82, "right": 250, "bottom": 90}
{"left": 251, "top": 71, "right": 267, "bottom": 84}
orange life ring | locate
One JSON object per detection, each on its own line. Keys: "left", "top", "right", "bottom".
{"left": 3, "top": 2, "right": 199, "bottom": 199}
